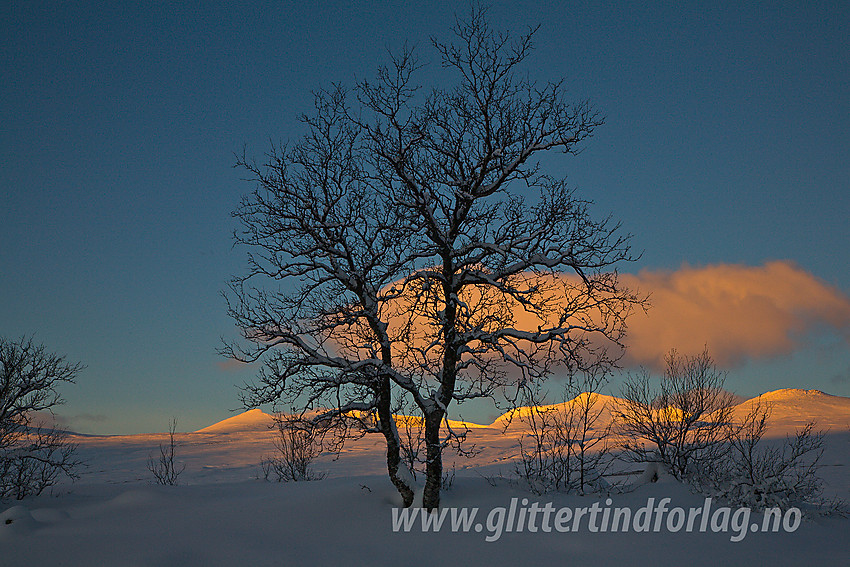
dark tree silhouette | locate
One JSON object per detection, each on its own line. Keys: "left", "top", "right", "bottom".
{"left": 1, "top": 335, "right": 83, "bottom": 500}
{"left": 226, "top": 7, "right": 643, "bottom": 510}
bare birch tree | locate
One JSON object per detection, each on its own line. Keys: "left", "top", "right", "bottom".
{"left": 615, "top": 348, "right": 738, "bottom": 480}
{"left": 226, "top": 6, "right": 643, "bottom": 510}
{"left": 1, "top": 335, "right": 83, "bottom": 500}
{"left": 225, "top": 90, "right": 419, "bottom": 505}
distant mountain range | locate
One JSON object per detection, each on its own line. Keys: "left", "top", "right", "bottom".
{"left": 196, "top": 388, "right": 850, "bottom": 436}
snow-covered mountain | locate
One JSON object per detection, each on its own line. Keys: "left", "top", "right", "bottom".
{"left": 195, "top": 388, "right": 850, "bottom": 435}
{"left": 194, "top": 408, "right": 275, "bottom": 433}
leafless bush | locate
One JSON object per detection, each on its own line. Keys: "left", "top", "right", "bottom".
{"left": 1, "top": 335, "right": 83, "bottom": 500}
{"left": 515, "top": 370, "right": 613, "bottom": 495}
{"left": 614, "top": 349, "right": 736, "bottom": 481}
{"left": 699, "top": 400, "right": 833, "bottom": 511}
{"left": 393, "top": 402, "right": 425, "bottom": 482}
{"left": 261, "top": 415, "right": 326, "bottom": 482}
{"left": 147, "top": 418, "right": 185, "bottom": 486}
{"left": 441, "top": 463, "right": 455, "bottom": 491}
{"left": 1, "top": 427, "right": 81, "bottom": 500}
{"left": 615, "top": 349, "right": 835, "bottom": 512}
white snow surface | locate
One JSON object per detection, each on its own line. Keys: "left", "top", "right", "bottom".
{"left": 2, "top": 389, "right": 849, "bottom": 565}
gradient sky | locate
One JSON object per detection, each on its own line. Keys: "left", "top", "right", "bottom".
{"left": 2, "top": 1, "right": 848, "bottom": 434}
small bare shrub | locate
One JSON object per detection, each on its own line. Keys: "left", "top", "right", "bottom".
{"left": 615, "top": 349, "right": 736, "bottom": 480}
{"left": 701, "top": 400, "right": 833, "bottom": 511}
{"left": 261, "top": 415, "right": 325, "bottom": 482}
{"left": 147, "top": 418, "right": 185, "bottom": 485}
{"left": 515, "top": 369, "right": 613, "bottom": 495}
{"left": 441, "top": 463, "right": 455, "bottom": 491}
{"left": 615, "top": 349, "right": 835, "bottom": 512}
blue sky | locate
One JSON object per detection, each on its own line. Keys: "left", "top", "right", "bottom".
{"left": 2, "top": 1, "right": 848, "bottom": 434}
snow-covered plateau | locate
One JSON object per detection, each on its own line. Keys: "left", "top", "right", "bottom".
{"left": 2, "top": 389, "right": 849, "bottom": 566}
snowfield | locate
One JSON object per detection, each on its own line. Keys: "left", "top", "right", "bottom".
{"left": 2, "top": 389, "right": 849, "bottom": 566}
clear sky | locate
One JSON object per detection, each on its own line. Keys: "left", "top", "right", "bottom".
{"left": 2, "top": 1, "right": 848, "bottom": 434}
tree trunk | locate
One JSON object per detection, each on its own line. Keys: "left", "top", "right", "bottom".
{"left": 376, "top": 376, "right": 415, "bottom": 507}
{"left": 421, "top": 266, "right": 458, "bottom": 512}
{"left": 382, "top": 428, "right": 415, "bottom": 507}
{"left": 422, "top": 411, "right": 444, "bottom": 512}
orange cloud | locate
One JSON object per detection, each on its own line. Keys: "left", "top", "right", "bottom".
{"left": 217, "top": 357, "right": 252, "bottom": 371}
{"left": 277, "top": 261, "right": 849, "bottom": 378}
{"left": 618, "top": 261, "right": 850, "bottom": 369}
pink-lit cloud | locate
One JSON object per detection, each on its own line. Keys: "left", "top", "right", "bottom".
{"left": 618, "top": 261, "right": 850, "bottom": 370}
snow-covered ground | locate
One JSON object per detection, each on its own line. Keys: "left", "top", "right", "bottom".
{"left": 2, "top": 389, "right": 849, "bottom": 565}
